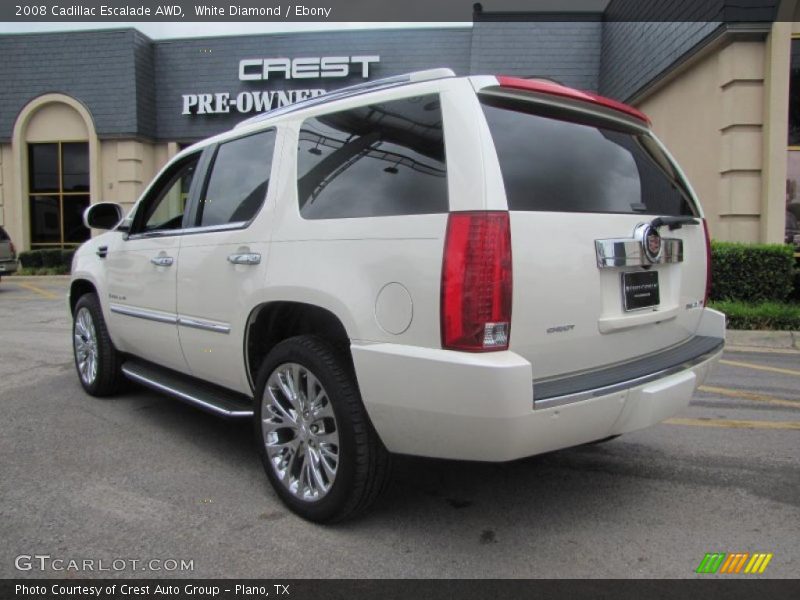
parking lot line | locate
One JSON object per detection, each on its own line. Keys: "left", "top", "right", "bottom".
{"left": 10, "top": 281, "right": 60, "bottom": 300}
{"left": 698, "top": 385, "right": 800, "bottom": 408}
{"left": 665, "top": 417, "right": 800, "bottom": 430}
{"left": 719, "top": 359, "right": 800, "bottom": 377}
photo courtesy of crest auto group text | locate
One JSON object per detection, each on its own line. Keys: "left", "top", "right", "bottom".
{"left": 0, "top": 0, "right": 798, "bottom": 596}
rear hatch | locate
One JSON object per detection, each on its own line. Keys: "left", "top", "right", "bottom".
{"left": 476, "top": 79, "right": 709, "bottom": 382}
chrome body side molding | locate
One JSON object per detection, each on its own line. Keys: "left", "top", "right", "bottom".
{"left": 110, "top": 303, "right": 177, "bottom": 324}
{"left": 109, "top": 304, "right": 230, "bottom": 334}
{"left": 177, "top": 316, "right": 231, "bottom": 334}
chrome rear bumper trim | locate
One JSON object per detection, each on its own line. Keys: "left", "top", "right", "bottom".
{"left": 533, "top": 336, "right": 724, "bottom": 410}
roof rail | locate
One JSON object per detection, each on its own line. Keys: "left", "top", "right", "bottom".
{"left": 235, "top": 68, "right": 455, "bottom": 129}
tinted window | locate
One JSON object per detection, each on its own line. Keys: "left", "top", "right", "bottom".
{"left": 198, "top": 130, "right": 276, "bottom": 227}
{"left": 480, "top": 95, "right": 697, "bottom": 216}
{"left": 61, "top": 142, "right": 90, "bottom": 192}
{"left": 0, "top": 226, "right": 8, "bottom": 241}
{"left": 27, "top": 142, "right": 91, "bottom": 247}
{"left": 28, "top": 144, "right": 59, "bottom": 193}
{"left": 133, "top": 154, "right": 199, "bottom": 234}
{"left": 297, "top": 94, "right": 447, "bottom": 219}
{"left": 63, "top": 195, "right": 91, "bottom": 243}
{"left": 790, "top": 39, "right": 800, "bottom": 146}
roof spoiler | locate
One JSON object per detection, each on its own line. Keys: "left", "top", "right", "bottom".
{"left": 495, "top": 76, "right": 651, "bottom": 126}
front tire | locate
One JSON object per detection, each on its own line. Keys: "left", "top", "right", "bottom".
{"left": 254, "top": 335, "right": 390, "bottom": 523}
{"left": 72, "top": 293, "right": 124, "bottom": 397}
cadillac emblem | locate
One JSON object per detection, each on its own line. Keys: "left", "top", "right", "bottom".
{"left": 642, "top": 225, "right": 662, "bottom": 263}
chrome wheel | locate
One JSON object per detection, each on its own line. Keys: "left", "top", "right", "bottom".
{"left": 261, "top": 362, "right": 340, "bottom": 502}
{"left": 74, "top": 306, "right": 98, "bottom": 385}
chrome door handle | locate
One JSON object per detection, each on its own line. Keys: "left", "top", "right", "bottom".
{"left": 150, "top": 256, "right": 174, "bottom": 267}
{"left": 227, "top": 253, "right": 261, "bottom": 265}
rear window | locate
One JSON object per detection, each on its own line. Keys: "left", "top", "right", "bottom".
{"left": 0, "top": 226, "right": 8, "bottom": 241}
{"left": 480, "top": 95, "right": 697, "bottom": 216}
{"left": 296, "top": 94, "right": 448, "bottom": 219}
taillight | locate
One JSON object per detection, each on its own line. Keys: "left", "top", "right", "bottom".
{"left": 9, "top": 241, "right": 15, "bottom": 258}
{"left": 441, "top": 211, "right": 512, "bottom": 352}
{"left": 702, "top": 219, "right": 712, "bottom": 306}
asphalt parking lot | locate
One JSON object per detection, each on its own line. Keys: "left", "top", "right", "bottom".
{"left": 0, "top": 277, "right": 798, "bottom": 579}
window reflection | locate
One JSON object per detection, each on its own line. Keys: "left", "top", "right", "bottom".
{"left": 297, "top": 94, "right": 448, "bottom": 219}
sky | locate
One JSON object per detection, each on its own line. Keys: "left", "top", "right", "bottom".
{"left": 0, "top": 22, "right": 472, "bottom": 39}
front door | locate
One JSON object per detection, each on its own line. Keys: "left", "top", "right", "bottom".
{"left": 105, "top": 152, "right": 201, "bottom": 373}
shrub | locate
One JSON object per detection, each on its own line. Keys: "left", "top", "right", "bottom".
{"left": 710, "top": 242, "right": 795, "bottom": 303}
{"left": 40, "top": 248, "right": 64, "bottom": 267}
{"left": 792, "top": 268, "right": 800, "bottom": 303}
{"left": 709, "top": 300, "right": 800, "bottom": 331}
{"left": 14, "top": 248, "right": 73, "bottom": 273}
{"left": 17, "top": 251, "right": 42, "bottom": 268}
{"left": 61, "top": 249, "right": 76, "bottom": 269}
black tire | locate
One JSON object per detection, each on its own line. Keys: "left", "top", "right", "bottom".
{"left": 585, "top": 434, "right": 621, "bottom": 446}
{"left": 254, "top": 335, "right": 391, "bottom": 523}
{"left": 72, "top": 292, "right": 125, "bottom": 397}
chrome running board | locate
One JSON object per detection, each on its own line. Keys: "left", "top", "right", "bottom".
{"left": 121, "top": 360, "right": 254, "bottom": 418}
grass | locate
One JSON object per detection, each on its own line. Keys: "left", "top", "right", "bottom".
{"left": 709, "top": 300, "right": 800, "bottom": 331}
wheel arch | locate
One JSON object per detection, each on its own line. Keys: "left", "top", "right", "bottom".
{"left": 244, "top": 300, "right": 352, "bottom": 392}
{"left": 69, "top": 278, "right": 98, "bottom": 315}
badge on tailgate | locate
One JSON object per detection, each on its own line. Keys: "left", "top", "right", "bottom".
{"left": 622, "top": 270, "right": 659, "bottom": 311}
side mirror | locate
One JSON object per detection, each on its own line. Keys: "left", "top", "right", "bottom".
{"left": 83, "top": 202, "right": 123, "bottom": 230}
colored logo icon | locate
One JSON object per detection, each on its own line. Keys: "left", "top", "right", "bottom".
{"left": 696, "top": 552, "right": 773, "bottom": 574}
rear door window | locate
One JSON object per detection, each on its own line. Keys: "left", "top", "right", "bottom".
{"left": 197, "top": 129, "right": 276, "bottom": 228}
{"left": 479, "top": 95, "right": 697, "bottom": 216}
{"left": 296, "top": 94, "right": 448, "bottom": 219}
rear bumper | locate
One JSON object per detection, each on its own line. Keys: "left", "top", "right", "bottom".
{"left": 0, "top": 258, "right": 18, "bottom": 275}
{"left": 352, "top": 308, "right": 725, "bottom": 462}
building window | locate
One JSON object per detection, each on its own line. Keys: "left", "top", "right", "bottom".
{"left": 28, "top": 142, "right": 90, "bottom": 248}
{"left": 786, "top": 39, "right": 800, "bottom": 247}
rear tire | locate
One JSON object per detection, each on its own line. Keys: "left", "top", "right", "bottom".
{"left": 72, "top": 293, "right": 125, "bottom": 397}
{"left": 585, "top": 434, "right": 621, "bottom": 446}
{"left": 254, "top": 335, "right": 391, "bottom": 523}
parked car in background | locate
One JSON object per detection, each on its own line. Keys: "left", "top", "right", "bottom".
{"left": 69, "top": 69, "right": 725, "bottom": 522}
{"left": 0, "top": 226, "right": 18, "bottom": 281}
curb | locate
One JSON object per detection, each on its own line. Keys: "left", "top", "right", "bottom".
{"left": 726, "top": 329, "right": 800, "bottom": 352}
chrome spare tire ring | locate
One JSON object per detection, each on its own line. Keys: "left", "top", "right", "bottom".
{"left": 261, "top": 362, "right": 340, "bottom": 502}
{"left": 74, "top": 306, "right": 99, "bottom": 386}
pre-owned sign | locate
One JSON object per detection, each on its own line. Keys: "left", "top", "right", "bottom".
{"left": 181, "top": 55, "right": 380, "bottom": 116}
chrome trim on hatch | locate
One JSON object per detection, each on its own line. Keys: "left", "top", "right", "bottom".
{"left": 109, "top": 303, "right": 178, "bottom": 325}
{"left": 595, "top": 237, "right": 682, "bottom": 268}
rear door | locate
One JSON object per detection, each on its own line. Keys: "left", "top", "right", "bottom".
{"left": 476, "top": 87, "right": 708, "bottom": 380}
{"left": 176, "top": 128, "right": 279, "bottom": 394}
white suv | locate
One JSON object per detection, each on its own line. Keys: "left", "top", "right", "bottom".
{"left": 70, "top": 69, "right": 725, "bottom": 522}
